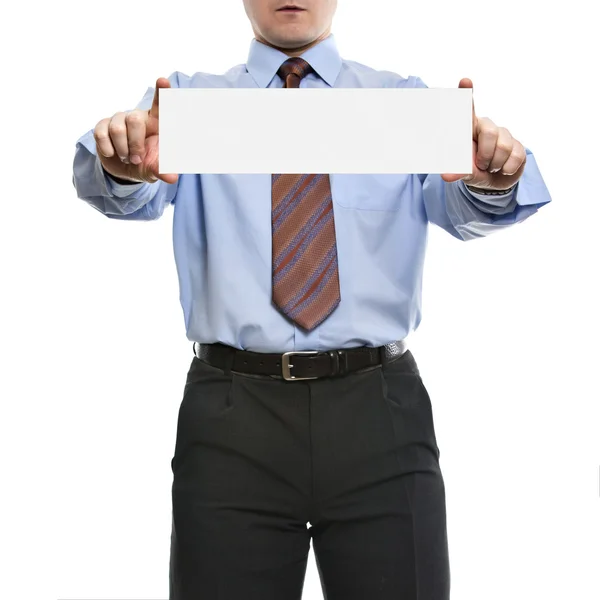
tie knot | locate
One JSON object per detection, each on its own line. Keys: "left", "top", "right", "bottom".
{"left": 277, "top": 57, "right": 313, "bottom": 87}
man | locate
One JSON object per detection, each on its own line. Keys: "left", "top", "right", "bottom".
{"left": 72, "top": 0, "right": 552, "bottom": 598}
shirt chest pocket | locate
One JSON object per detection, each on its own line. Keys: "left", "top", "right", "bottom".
{"left": 330, "top": 174, "right": 411, "bottom": 211}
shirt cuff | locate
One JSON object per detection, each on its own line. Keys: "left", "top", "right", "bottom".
{"left": 459, "top": 180, "right": 518, "bottom": 215}
{"left": 101, "top": 161, "right": 146, "bottom": 198}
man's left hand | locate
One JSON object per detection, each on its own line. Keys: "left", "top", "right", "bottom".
{"left": 441, "top": 78, "right": 526, "bottom": 191}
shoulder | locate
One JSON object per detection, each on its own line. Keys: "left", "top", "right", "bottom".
{"left": 339, "top": 59, "right": 428, "bottom": 88}
{"left": 164, "top": 64, "right": 249, "bottom": 88}
{"left": 162, "top": 62, "right": 429, "bottom": 89}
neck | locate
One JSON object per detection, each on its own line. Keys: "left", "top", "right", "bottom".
{"left": 256, "top": 30, "right": 330, "bottom": 57}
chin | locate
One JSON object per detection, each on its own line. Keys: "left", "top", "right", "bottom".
{"left": 266, "top": 28, "right": 314, "bottom": 48}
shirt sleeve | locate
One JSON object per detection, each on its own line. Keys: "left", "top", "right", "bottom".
{"left": 419, "top": 150, "right": 551, "bottom": 240}
{"left": 103, "top": 166, "right": 146, "bottom": 197}
{"left": 406, "top": 75, "right": 552, "bottom": 240}
{"left": 71, "top": 71, "right": 181, "bottom": 221}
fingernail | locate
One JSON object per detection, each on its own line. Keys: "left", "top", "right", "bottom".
{"left": 490, "top": 168, "right": 500, "bottom": 173}
{"left": 130, "top": 155, "right": 141, "bottom": 165}
{"left": 120, "top": 156, "right": 129, "bottom": 164}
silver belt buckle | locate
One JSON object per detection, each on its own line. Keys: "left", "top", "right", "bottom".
{"left": 281, "top": 351, "right": 320, "bottom": 381}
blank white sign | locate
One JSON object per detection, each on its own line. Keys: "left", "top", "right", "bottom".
{"left": 158, "top": 88, "right": 473, "bottom": 174}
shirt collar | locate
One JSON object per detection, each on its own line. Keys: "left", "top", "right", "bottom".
{"left": 246, "top": 33, "right": 342, "bottom": 88}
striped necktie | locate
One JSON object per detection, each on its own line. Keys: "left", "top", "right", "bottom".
{"left": 271, "top": 57, "right": 341, "bottom": 331}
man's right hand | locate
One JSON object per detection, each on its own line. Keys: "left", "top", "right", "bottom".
{"left": 94, "top": 77, "right": 178, "bottom": 185}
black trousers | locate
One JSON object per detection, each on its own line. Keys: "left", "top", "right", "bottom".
{"left": 169, "top": 348, "right": 450, "bottom": 600}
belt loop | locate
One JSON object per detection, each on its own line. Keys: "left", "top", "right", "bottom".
{"left": 328, "top": 351, "right": 340, "bottom": 376}
{"left": 192, "top": 342, "right": 197, "bottom": 357}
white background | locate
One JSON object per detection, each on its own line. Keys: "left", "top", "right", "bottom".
{"left": 2, "top": 0, "right": 599, "bottom": 599}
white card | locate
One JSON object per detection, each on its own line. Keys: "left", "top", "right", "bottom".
{"left": 158, "top": 88, "right": 472, "bottom": 174}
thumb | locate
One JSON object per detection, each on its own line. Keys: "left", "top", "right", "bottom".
{"left": 458, "top": 77, "right": 477, "bottom": 140}
{"left": 149, "top": 77, "right": 171, "bottom": 121}
{"left": 442, "top": 82, "right": 476, "bottom": 183}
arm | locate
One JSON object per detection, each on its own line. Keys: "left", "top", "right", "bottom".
{"left": 71, "top": 72, "right": 181, "bottom": 221}
{"left": 406, "top": 75, "right": 551, "bottom": 240}
{"left": 419, "top": 155, "right": 551, "bottom": 240}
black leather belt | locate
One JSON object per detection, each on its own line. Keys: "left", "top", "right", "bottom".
{"left": 193, "top": 340, "right": 407, "bottom": 381}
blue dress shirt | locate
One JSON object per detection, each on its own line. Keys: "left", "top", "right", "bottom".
{"left": 72, "top": 34, "right": 552, "bottom": 352}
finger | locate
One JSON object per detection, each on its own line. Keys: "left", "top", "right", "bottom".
{"left": 149, "top": 77, "right": 171, "bottom": 121}
{"left": 441, "top": 139, "right": 479, "bottom": 183}
{"left": 488, "top": 128, "right": 513, "bottom": 173}
{"left": 441, "top": 173, "right": 475, "bottom": 183}
{"left": 94, "top": 118, "right": 114, "bottom": 158}
{"left": 458, "top": 78, "right": 477, "bottom": 140}
{"left": 150, "top": 166, "right": 178, "bottom": 184}
{"left": 475, "top": 117, "right": 499, "bottom": 171}
{"left": 440, "top": 173, "right": 464, "bottom": 182}
{"left": 500, "top": 140, "right": 527, "bottom": 176}
{"left": 159, "top": 173, "right": 179, "bottom": 184}
{"left": 108, "top": 112, "right": 130, "bottom": 163}
{"left": 125, "top": 109, "right": 147, "bottom": 165}
{"left": 150, "top": 160, "right": 179, "bottom": 184}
